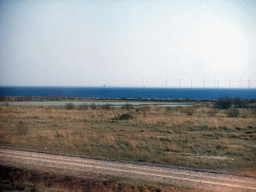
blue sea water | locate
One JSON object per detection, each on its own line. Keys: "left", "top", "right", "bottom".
{"left": 0, "top": 87, "right": 255, "bottom": 100}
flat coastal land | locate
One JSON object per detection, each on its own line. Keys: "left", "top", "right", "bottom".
{"left": 0, "top": 97, "right": 256, "bottom": 191}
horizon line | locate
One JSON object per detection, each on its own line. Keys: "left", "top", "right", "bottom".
{"left": 1, "top": 85, "right": 256, "bottom": 89}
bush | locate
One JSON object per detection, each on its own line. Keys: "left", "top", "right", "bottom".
{"left": 226, "top": 107, "right": 239, "bottom": 117}
{"left": 17, "top": 96, "right": 25, "bottom": 101}
{"left": 102, "top": 103, "right": 112, "bottom": 110}
{"left": 112, "top": 113, "right": 133, "bottom": 120}
{"left": 17, "top": 121, "right": 28, "bottom": 135}
{"left": 180, "top": 107, "right": 195, "bottom": 116}
{"left": 122, "top": 103, "right": 133, "bottom": 110}
{"left": 135, "top": 106, "right": 151, "bottom": 113}
{"left": 78, "top": 104, "right": 89, "bottom": 110}
{"left": 25, "top": 95, "right": 33, "bottom": 101}
{"left": 233, "top": 98, "right": 247, "bottom": 108}
{"left": 67, "top": 96, "right": 74, "bottom": 100}
{"left": 65, "top": 103, "right": 75, "bottom": 110}
{"left": 165, "top": 106, "right": 183, "bottom": 113}
{"left": 214, "top": 98, "right": 232, "bottom": 109}
{"left": 207, "top": 108, "right": 217, "bottom": 116}
{"left": 90, "top": 103, "right": 98, "bottom": 110}
{"left": 251, "top": 108, "right": 256, "bottom": 116}
{"left": 0, "top": 95, "right": 6, "bottom": 101}
{"left": 165, "top": 106, "right": 173, "bottom": 112}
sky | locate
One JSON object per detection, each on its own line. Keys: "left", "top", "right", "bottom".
{"left": 0, "top": 0, "right": 256, "bottom": 88}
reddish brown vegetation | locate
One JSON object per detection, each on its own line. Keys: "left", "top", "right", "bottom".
{"left": 0, "top": 166, "right": 180, "bottom": 192}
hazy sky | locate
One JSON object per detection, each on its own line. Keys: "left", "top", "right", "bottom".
{"left": 0, "top": 0, "right": 256, "bottom": 88}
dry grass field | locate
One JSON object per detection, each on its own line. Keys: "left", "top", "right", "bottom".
{"left": 0, "top": 101, "right": 255, "bottom": 177}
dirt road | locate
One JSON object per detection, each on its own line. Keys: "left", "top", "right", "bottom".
{"left": 0, "top": 148, "right": 255, "bottom": 191}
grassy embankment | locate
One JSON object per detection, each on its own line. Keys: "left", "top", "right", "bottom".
{"left": 1, "top": 165, "right": 187, "bottom": 192}
{"left": 0, "top": 101, "right": 256, "bottom": 176}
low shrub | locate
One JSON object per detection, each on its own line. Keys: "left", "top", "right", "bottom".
{"left": 17, "top": 96, "right": 25, "bottom": 101}
{"left": 165, "top": 106, "right": 173, "bottom": 112}
{"left": 0, "top": 95, "right": 6, "bottom": 101}
{"left": 226, "top": 107, "right": 239, "bottom": 117}
{"left": 67, "top": 96, "right": 74, "bottom": 100}
{"left": 112, "top": 113, "right": 133, "bottom": 120}
{"left": 135, "top": 106, "right": 151, "bottom": 113}
{"left": 122, "top": 103, "right": 133, "bottom": 110}
{"left": 214, "top": 98, "right": 232, "bottom": 109}
{"left": 65, "top": 103, "right": 75, "bottom": 110}
{"left": 90, "top": 103, "right": 98, "bottom": 110}
{"left": 17, "top": 121, "right": 28, "bottom": 135}
{"left": 25, "top": 95, "right": 33, "bottom": 101}
{"left": 180, "top": 107, "right": 195, "bottom": 116}
{"left": 207, "top": 108, "right": 217, "bottom": 116}
{"left": 78, "top": 104, "right": 89, "bottom": 110}
{"left": 165, "top": 106, "right": 182, "bottom": 113}
{"left": 233, "top": 98, "right": 247, "bottom": 108}
{"left": 251, "top": 108, "right": 256, "bottom": 116}
{"left": 102, "top": 103, "right": 112, "bottom": 110}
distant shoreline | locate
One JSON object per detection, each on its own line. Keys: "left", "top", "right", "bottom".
{"left": 1, "top": 95, "right": 256, "bottom": 102}
{"left": 0, "top": 95, "right": 214, "bottom": 102}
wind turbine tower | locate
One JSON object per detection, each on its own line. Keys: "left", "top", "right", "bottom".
{"left": 217, "top": 79, "right": 220, "bottom": 88}
{"left": 189, "top": 79, "right": 194, "bottom": 88}
{"left": 203, "top": 78, "right": 205, "bottom": 88}
{"left": 177, "top": 78, "right": 183, "bottom": 88}
{"left": 166, "top": 77, "right": 167, "bottom": 88}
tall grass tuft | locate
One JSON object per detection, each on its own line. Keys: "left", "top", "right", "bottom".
{"left": 17, "top": 121, "right": 28, "bottom": 135}
{"left": 226, "top": 107, "right": 239, "bottom": 117}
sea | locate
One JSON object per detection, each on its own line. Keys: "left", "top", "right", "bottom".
{"left": 0, "top": 86, "right": 255, "bottom": 100}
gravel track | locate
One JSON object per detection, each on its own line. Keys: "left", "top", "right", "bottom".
{"left": 0, "top": 148, "right": 255, "bottom": 191}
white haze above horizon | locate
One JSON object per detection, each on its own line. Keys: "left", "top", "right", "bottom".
{"left": 0, "top": 0, "right": 256, "bottom": 88}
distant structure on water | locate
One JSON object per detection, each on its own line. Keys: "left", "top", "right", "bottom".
{"left": 177, "top": 78, "right": 183, "bottom": 88}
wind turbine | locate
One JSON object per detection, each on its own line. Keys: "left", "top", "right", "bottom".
{"left": 177, "top": 78, "right": 183, "bottom": 88}
{"left": 202, "top": 78, "right": 205, "bottom": 88}
{"left": 189, "top": 78, "right": 194, "bottom": 88}
{"left": 142, "top": 78, "right": 144, "bottom": 88}
{"left": 214, "top": 77, "right": 216, "bottom": 88}
{"left": 166, "top": 77, "right": 167, "bottom": 88}
{"left": 217, "top": 79, "right": 220, "bottom": 88}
